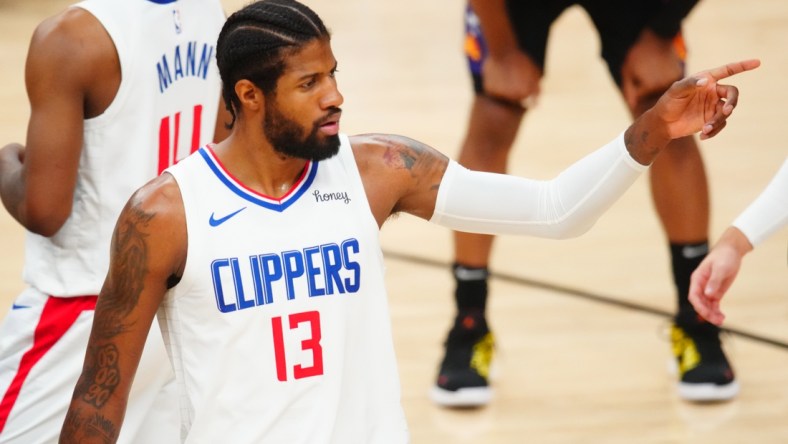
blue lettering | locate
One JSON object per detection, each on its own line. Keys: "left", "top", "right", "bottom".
{"left": 211, "top": 259, "right": 236, "bottom": 313}
{"left": 173, "top": 45, "right": 184, "bottom": 81}
{"left": 322, "top": 244, "right": 345, "bottom": 294}
{"left": 198, "top": 44, "right": 213, "bottom": 79}
{"left": 157, "top": 42, "right": 214, "bottom": 93}
{"left": 342, "top": 239, "right": 361, "bottom": 292}
{"left": 304, "top": 246, "right": 325, "bottom": 297}
{"left": 186, "top": 41, "right": 197, "bottom": 77}
{"left": 260, "top": 254, "right": 283, "bottom": 303}
{"left": 282, "top": 250, "right": 305, "bottom": 300}
{"left": 231, "top": 258, "right": 254, "bottom": 310}
{"left": 156, "top": 55, "right": 173, "bottom": 93}
{"left": 250, "top": 255, "right": 271, "bottom": 305}
{"left": 209, "top": 238, "right": 362, "bottom": 313}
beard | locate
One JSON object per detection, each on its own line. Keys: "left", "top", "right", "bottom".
{"left": 264, "top": 100, "right": 341, "bottom": 162}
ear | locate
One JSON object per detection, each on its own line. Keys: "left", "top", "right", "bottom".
{"left": 234, "top": 79, "right": 264, "bottom": 113}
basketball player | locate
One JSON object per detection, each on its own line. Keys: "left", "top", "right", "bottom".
{"left": 0, "top": 0, "right": 227, "bottom": 442}
{"left": 434, "top": 0, "right": 739, "bottom": 407}
{"left": 58, "top": 0, "right": 758, "bottom": 441}
{"left": 689, "top": 158, "right": 788, "bottom": 325}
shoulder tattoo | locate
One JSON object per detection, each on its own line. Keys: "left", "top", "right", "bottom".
{"left": 377, "top": 134, "right": 447, "bottom": 180}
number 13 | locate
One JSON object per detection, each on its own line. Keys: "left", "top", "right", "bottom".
{"left": 271, "top": 311, "right": 324, "bottom": 381}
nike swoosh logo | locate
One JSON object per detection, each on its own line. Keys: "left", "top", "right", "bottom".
{"left": 209, "top": 207, "right": 246, "bottom": 227}
{"left": 682, "top": 244, "right": 709, "bottom": 259}
{"left": 454, "top": 267, "right": 489, "bottom": 281}
{"left": 12, "top": 303, "right": 31, "bottom": 310}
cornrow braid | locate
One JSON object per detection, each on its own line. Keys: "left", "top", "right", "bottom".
{"left": 217, "top": 0, "right": 330, "bottom": 128}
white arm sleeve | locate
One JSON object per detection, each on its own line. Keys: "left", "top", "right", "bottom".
{"left": 731, "top": 157, "right": 788, "bottom": 247}
{"left": 429, "top": 132, "right": 647, "bottom": 239}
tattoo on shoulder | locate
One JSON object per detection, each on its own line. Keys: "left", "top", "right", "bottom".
{"left": 94, "top": 204, "right": 155, "bottom": 340}
{"left": 377, "top": 134, "right": 445, "bottom": 176}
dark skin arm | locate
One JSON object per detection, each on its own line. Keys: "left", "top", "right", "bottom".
{"left": 352, "top": 60, "right": 760, "bottom": 224}
{"left": 351, "top": 134, "right": 449, "bottom": 227}
{"left": 0, "top": 8, "right": 231, "bottom": 235}
{"left": 0, "top": 8, "right": 119, "bottom": 236}
{"left": 60, "top": 174, "right": 186, "bottom": 443}
{"left": 629, "top": 60, "right": 760, "bottom": 147}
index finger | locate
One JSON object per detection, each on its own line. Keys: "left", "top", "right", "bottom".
{"left": 703, "top": 59, "right": 761, "bottom": 81}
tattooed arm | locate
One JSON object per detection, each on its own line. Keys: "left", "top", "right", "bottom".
{"left": 60, "top": 174, "right": 186, "bottom": 443}
{"left": 351, "top": 134, "right": 449, "bottom": 226}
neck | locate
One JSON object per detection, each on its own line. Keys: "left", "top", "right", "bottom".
{"left": 211, "top": 132, "right": 310, "bottom": 199}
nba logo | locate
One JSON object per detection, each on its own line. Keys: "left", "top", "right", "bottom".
{"left": 173, "top": 8, "right": 182, "bottom": 34}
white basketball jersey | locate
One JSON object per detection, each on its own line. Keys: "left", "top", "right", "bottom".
{"left": 161, "top": 135, "right": 409, "bottom": 443}
{"left": 23, "top": 0, "right": 225, "bottom": 297}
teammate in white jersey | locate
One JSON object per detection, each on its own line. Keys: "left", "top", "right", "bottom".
{"left": 0, "top": 0, "right": 228, "bottom": 442}
{"left": 59, "top": 0, "right": 758, "bottom": 442}
{"left": 689, "top": 157, "right": 788, "bottom": 325}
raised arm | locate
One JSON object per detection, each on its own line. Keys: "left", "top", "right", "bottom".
{"left": 351, "top": 60, "right": 758, "bottom": 235}
{"left": 60, "top": 175, "right": 186, "bottom": 443}
{"left": 0, "top": 8, "right": 118, "bottom": 235}
{"left": 430, "top": 60, "right": 760, "bottom": 237}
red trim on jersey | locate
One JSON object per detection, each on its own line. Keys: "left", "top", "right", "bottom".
{"left": 0, "top": 295, "right": 97, "bottom": 433}
{"left": 204, "top": 145, "right": 311, "bottom": 203}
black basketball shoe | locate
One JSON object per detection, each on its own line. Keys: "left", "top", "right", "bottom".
{"left": 431, "top": 311, "right": 494, "bottom": 407}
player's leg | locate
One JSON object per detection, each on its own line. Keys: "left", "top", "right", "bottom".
{"left": 432, "top": 99, "right": 523, "bottom": 408}
{"left": 432, "top": 0, "right": 559, "bottom": 408}
{"left": 589, "top": 0, "right": 738, "bottom": 401}
{"left": 649, "top": 135, "right": 737, "bottom": 401}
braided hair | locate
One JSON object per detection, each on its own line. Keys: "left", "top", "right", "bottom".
{"left": 217, "top": 0, "right": 330, "bottom": 128}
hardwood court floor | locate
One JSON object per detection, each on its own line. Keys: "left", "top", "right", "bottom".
{"left": 1, "top": 0, "right": 786, "bottom": 442}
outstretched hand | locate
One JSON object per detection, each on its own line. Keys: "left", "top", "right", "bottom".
{"left": 653, "top": 59, "right": 761, "bottom": 140}
{"left": 688, "top": 227, "right": 754, "bottom": 325}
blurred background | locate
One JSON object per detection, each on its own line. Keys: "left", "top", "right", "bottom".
{"left": 1, "top": 0, "right": 786, "bottom": 442}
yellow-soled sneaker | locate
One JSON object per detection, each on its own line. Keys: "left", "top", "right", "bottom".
{"left": 431, "top": 311, "right": 494, "bottom": 407}
{"left": 671, "top": 320, "right": 739, "bottom": 401}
